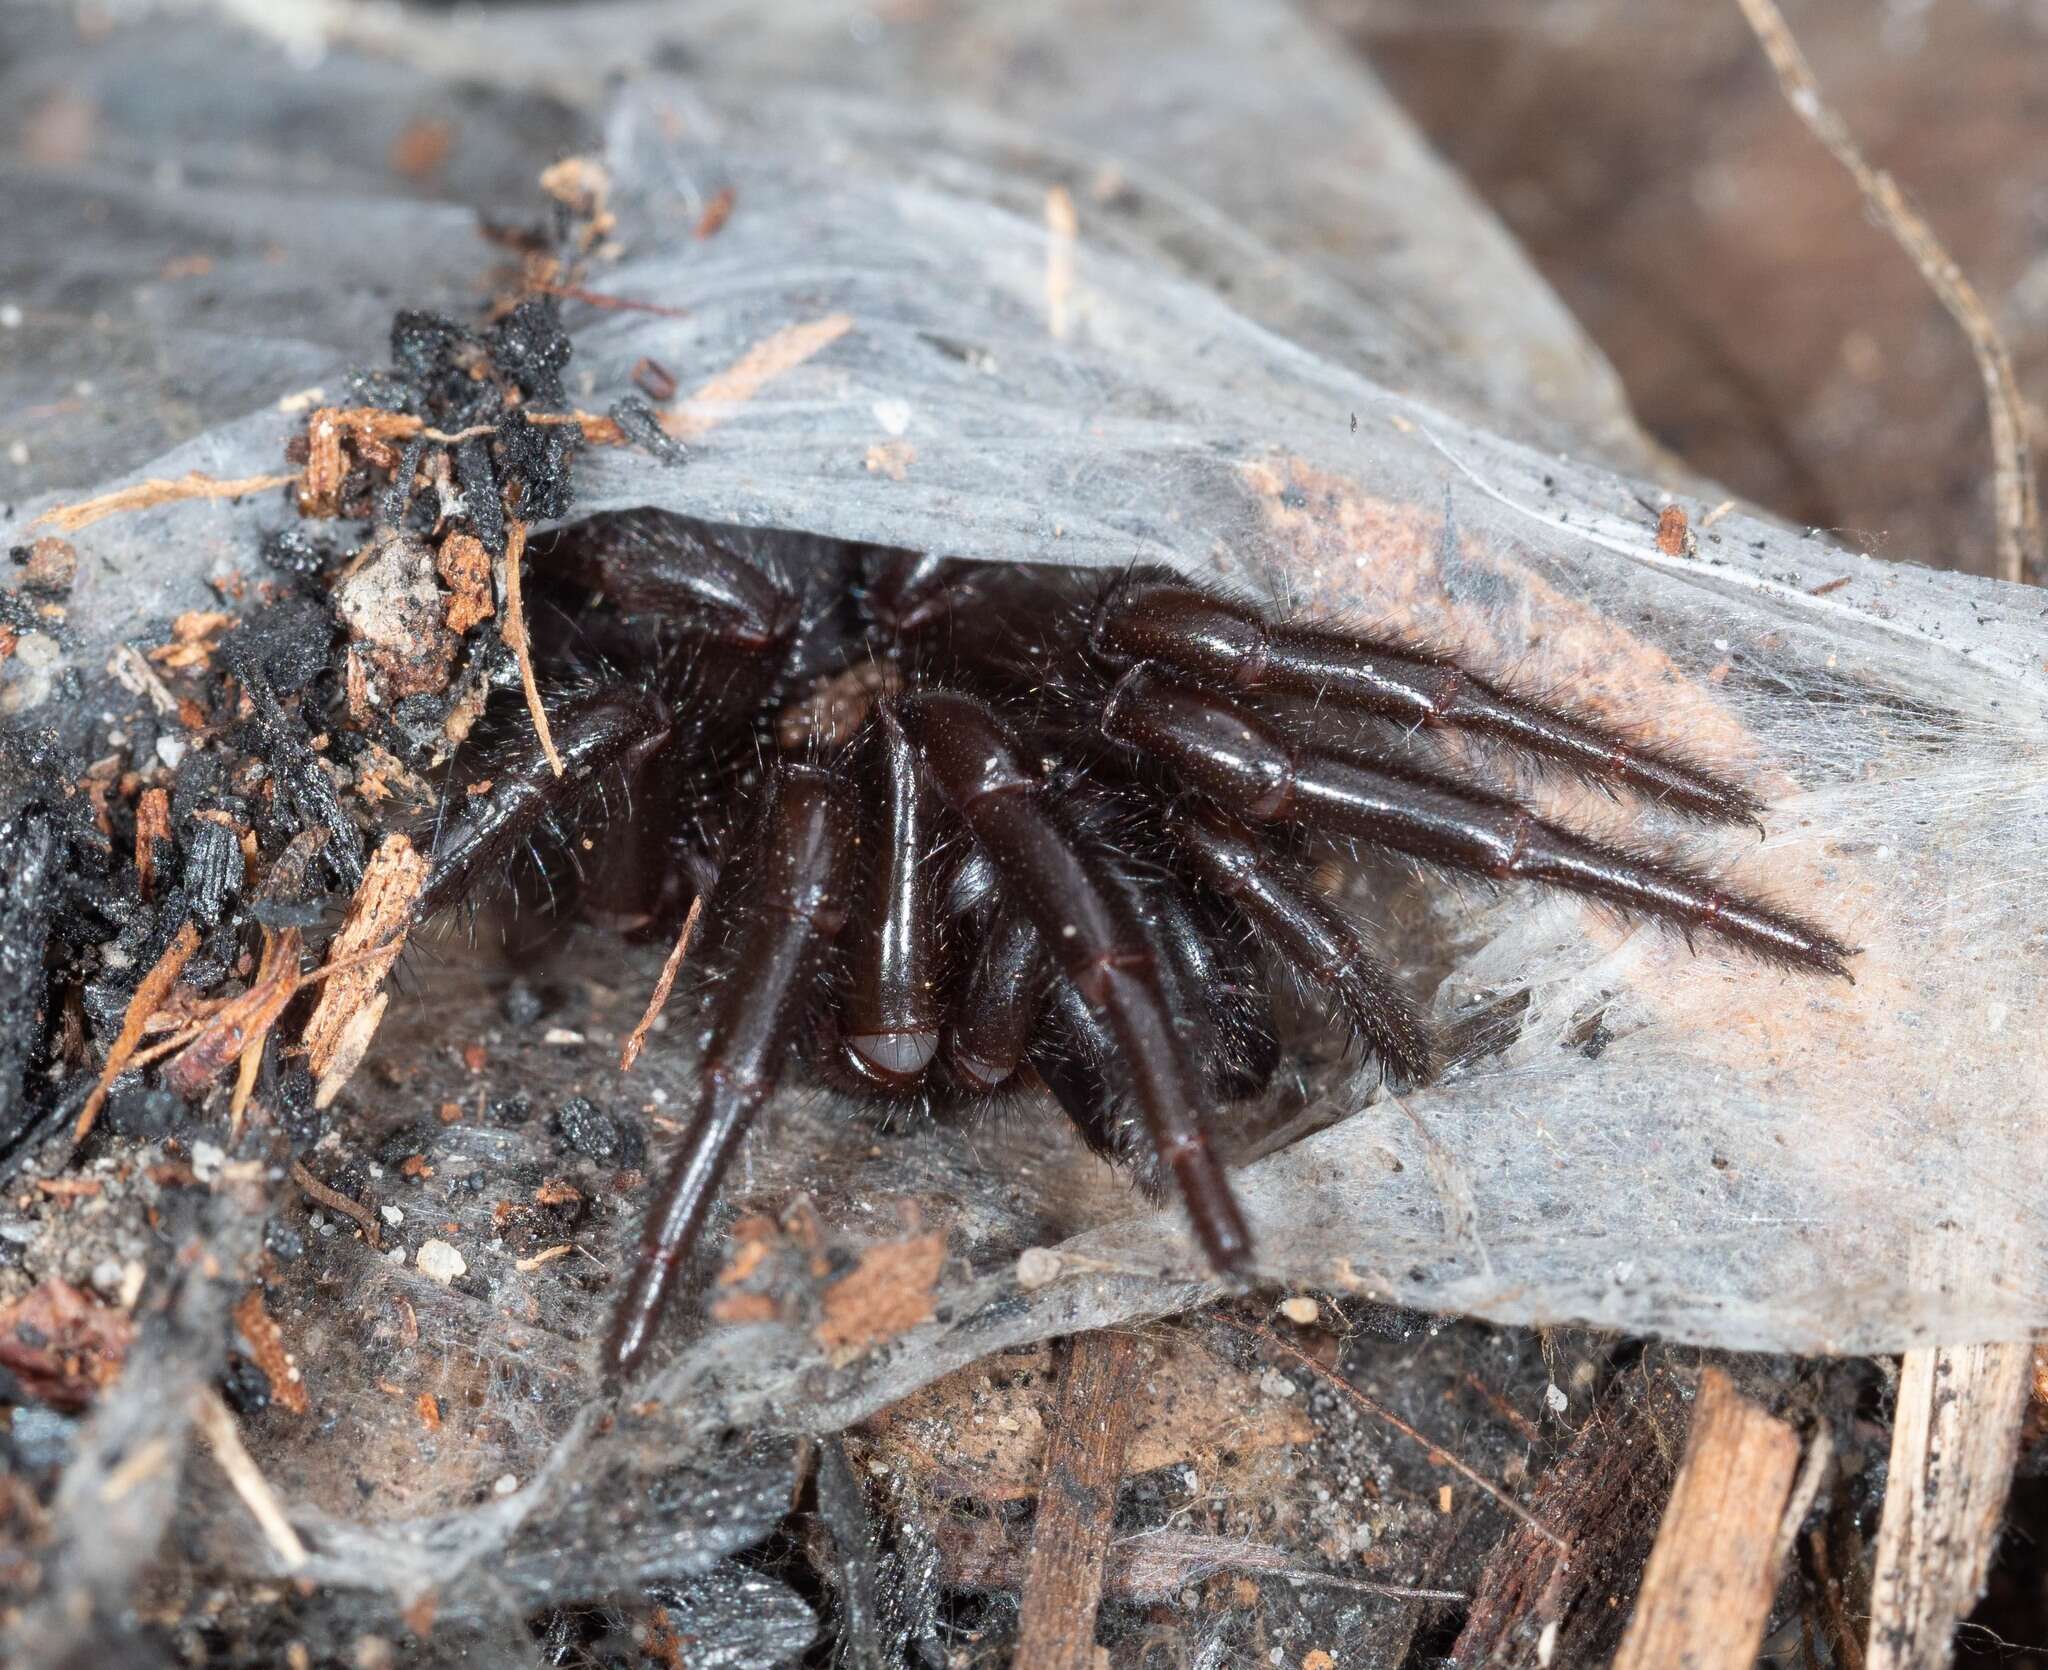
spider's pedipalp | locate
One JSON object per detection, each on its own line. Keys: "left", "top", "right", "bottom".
{"left": 892, "top": 687, "right": 1252, "bottom": 1275}
{"left": 832, "top": 708, "right": 945, "bottom": 1089}
{"left": 1095, "top": 578, "right": 1765, "bottom": 825}
{"left": 605, "top": 763, "right": 857, "bottom": 1378}
{"left": 416, "top": 686, "right": 672, "bottom": 923}
{"left": 945, "top": 897, "right": 1043, "bottom": 1093}
{"left": 1104, "top": 665, "right": 1851, "bottom": 977}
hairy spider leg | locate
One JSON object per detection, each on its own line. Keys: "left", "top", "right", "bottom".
{"left": 833, "top": 708, "right": 946, "bottom": 1087}
{"left": 547, "top": 516, "right": 805, "bottom": 924}
{"left": 1102, "top": 667, "right": 1852, "bottom": 976}
{"left": 1175, "top": 809, "right": 1436, "bottom": 1080}
{"left": 1095, "top": 580, "right": 1766, "bottom": 826}
{"left": 416, "top": 687, "right": 673, "bottom": 923}
{"left": 945, "top": 897, "right": 1043, "bottom": 1092}
{"left": 605, "top": 764, "right": 857, "bottom": 1377}
{"left": 891, "top": 689, "right": 1253, "bottom": 1274}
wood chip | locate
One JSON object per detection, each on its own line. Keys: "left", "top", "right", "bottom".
{"left": 1015, "top": 1330, "right": 1144, "bottom": 1670}
{"left": 233, "top": 1287, "right": 309, "bottom": 1415}
{"left": 161, "top": 925, "right": 301, "bottom": 1100}
{"left": 1612, "top": 1368, "right": 1804, "bottom": 1670}
{"left": 1865, "top": 1341, "right": 2031, "bottom": 1669}
{"left": 74, "top": 918, "right": 201, "bottom": 1143}
{"left": 0, "top": 1279, "right": 135, "bottom": 1410}
{"left": 619, "top": 895, "right": 702, "bottom": 1072}
{"left": 814, "top": 1231, "right": 947, "bottom": 1359}
{"left": 434, "top": 530, "right": 495, "bottom": 635}
{"left": 694, "top": 185, "right": 735, "bottom": 238}
{"left": 660, "top": 314, "right": 854, "bottom": 441}
{"left": 133, "top": 786, "right": 170, "bottom": 901}
{"left": 301, "top": 834, "right": 424, "bottom": 1103}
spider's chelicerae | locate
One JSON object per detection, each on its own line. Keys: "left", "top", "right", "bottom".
{"left": 418, "top": 509, "right": 1851, "bottom": 1376}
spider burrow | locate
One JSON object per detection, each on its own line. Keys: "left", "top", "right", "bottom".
{"left": 415, "top": 510, "right": 1852, "bottom": 1377}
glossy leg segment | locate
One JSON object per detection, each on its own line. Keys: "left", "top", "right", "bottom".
{"left": 1096, "top": 580, "right": 1764, "bottom": 825}
{"left": 1104, "top": 667, "right": 1851, "bottom": 976}
{"left": 539, "top": 511, "right": 798, "bottom": 648}
{"left": 417, "top": 688, "right": 672, "bottom": 922}
{"left": 836, "top": 709, "right": 945, "bottom": 1087}
{"left": 605, "top": 765, "right": 857, "bottom": 1377}
{"left": 945, "top": 898, "right": 1043, "bottom": 1092}
{"left": 891, "top": 689, "right": 1252, "bottom": 1274}
{"left": 1177, "top": 811, "right": 1434, "bottom": 1079}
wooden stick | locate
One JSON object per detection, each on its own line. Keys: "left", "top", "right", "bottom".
{"left": 498, "top": 516, "right": 562, "bottom": 776}
{"left": 1732, "top": 0, "right": 2042, "bottom": 584}
{"left": 1014, "top": 1330, "right": 1144, "bottom": 1669}
{"left": 1612, "top": 1367, "right": 1804, "bottom": 1670}
{"left": 619, "top": 895, "right": 703, "bottom": 1073}
{"left": 1865, "top": 1342, "right": 2030, "bottom": 1669}
{"left": 73, "top": 920, "right": 201, "bottom": 1143}
{"left": 192, "top": 1386, "right": 308, "bottom": 1571}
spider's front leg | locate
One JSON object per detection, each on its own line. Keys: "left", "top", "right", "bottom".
{"left": 605, "top": 764, "right": 857, "bottom": 1378}
{"left": 1095, "top": 579, "right": 1765, "bottom": 825}
{"left": 1103, "top": 666, "right": 1852, "bottom": 974}
{"left": 891, "top": 690, "right": 1253, "bottom": 1275}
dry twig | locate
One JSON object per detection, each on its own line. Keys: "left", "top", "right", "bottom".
{"left": 30, "top": 471, "right": 298, "bottom": 534}
{"left": 498, "top": 516, "right": 562, "bottom": 776}
{"left": 193, "top": 1386, "right": 308, "bottom": 1571}
{"left": 1733, "top": 0, "right": 2042, "bottom": 583}
{"left": 1015, "top": 1330, "right": 1145, "bottom": 1669}
{"left": 289, "top": 1159, "right": 382, "bottom": 1251}
{"left": 619, "top": 895, "right": 703, "bottom": 1072}
{"left": 73, "top": 920, "right": 201, "bottom": 1143}
{"left": 1612, "top": 1368, "right": 1804, "bottom": 1669}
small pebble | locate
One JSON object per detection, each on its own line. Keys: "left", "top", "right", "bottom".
{"left": 1014, "top": 1247, "right": 1062, "bottom": 1289}
{"left": 500, "top": 980, "right": 546, "bottom": 1028}
{"left": 415, "top": 1240, "right": 466, "bottom": 1284}
{"left": 190, "top": 1141, "right": 226, "bottom": 1182}
{"left": 380, "top": 1205, "right": 404, "bottom": 1227}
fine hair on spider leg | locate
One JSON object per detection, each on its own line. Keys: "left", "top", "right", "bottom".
{"left": 404, "top": 508, "right": 1851, "bottom": 1377}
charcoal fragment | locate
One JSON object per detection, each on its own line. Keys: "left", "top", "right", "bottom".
{"left": 550, "top": 1095, "right": 643, "bottom": 1167}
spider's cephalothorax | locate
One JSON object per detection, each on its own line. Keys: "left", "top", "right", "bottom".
{"left": 418, "top": 510, "right": 1851, "bottom": 1376}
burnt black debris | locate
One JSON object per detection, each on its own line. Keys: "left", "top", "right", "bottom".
{"left": 550, "top": 1095, "right": 644, "bottom": 1168}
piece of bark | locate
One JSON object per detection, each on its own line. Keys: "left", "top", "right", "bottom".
{"left": 1865, "top": 1341, "right": 2030, "bottom": 1670}
{"left": 300, "top": 833, "right": 423, "bottom": 1104}
{"left": 1450, "top": 1357, "right": 1690, "bottom": 1669}
{"left": 1611, "top": 1367, "right": 1804, "bottom": 1670}
{"left": 1014, "top": 1329, "right": 1145, "bottom": 1670}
